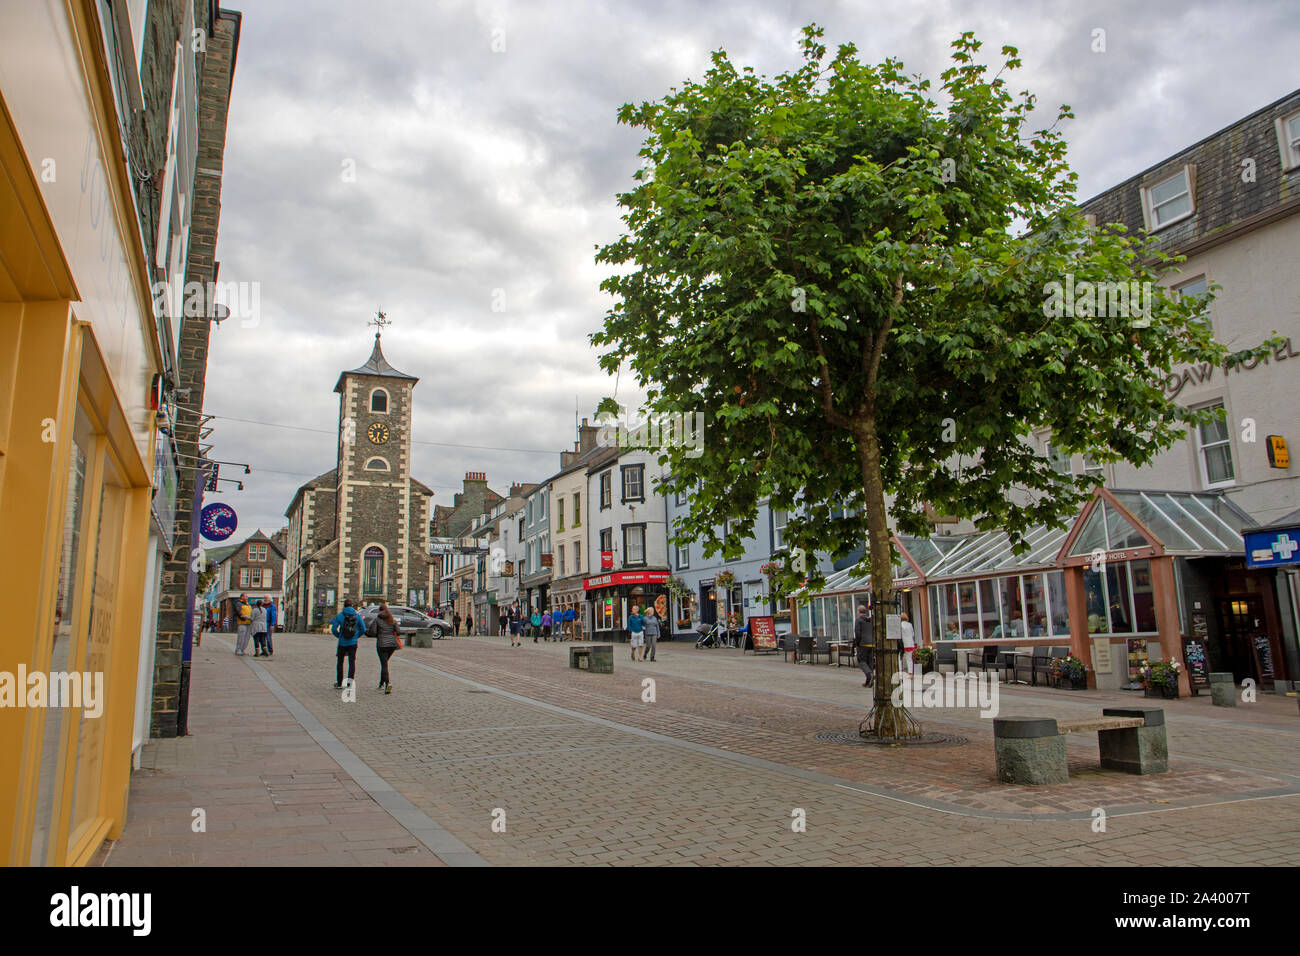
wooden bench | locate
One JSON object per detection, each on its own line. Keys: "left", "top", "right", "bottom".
{"left": 993, "top": 707, "right": 1168, "bottom": 785}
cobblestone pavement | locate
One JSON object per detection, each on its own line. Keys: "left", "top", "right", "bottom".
{"left": 100, "top": 630, "right": 1300, "bottom": 866}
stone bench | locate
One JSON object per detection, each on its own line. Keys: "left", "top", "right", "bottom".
{"left": 406, "top": 629, "right": 434, "bottom": 649}
{"left": 569, "top": 644, "right": 613, "bottom": 674}
{"left": 993, "top": 707, "right": 1168, "bottom": 785}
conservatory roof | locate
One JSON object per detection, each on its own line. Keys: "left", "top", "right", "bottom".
{"left": 1064, "top": 490, "right": 1253, "bottom": 557}
{"left": 795, "top": 489, "right": 1255, "bottom": 598}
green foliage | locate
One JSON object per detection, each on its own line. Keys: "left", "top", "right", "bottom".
{"left": 593, "top": 24, "right": 1268, "bottom": 597}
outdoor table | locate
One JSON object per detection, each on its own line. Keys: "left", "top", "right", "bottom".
{"left": 1003, "top": 651, "right": 1031, "bottom": 683}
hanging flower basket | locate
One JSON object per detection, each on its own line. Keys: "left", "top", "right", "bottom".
{"left": 715, "top": 570, "right": 735, "bottom": 589}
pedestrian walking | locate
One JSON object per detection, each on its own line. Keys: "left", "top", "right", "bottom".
{"left": 330, "top": 599, "right": 364, "bottom": 688}
{"left": 498, "top": 609, "right": 508, "bottom": 636}
{"left": 508, "top": 603, "right": 521, "bottom": 646}
{"left": 369, "top": 601, "right": 401, "bottom": 694}
{"left": 642, "top": 607, "right": 660, "bottom": 661}
{"left": 541, "top": 609, "right": 552, "bottom": 640}
{"left": 530, "top": 608, "right": 541, "bottom": 642}
{"left": 234, "top": 594, "right": 252, "bottom": 655}
{"left": 853, "top": 604, "right": 874, "bottom": 687}
{"left": 453, "top": 611, "right": 461, "bottom": 635}
{"left": 900, "top": 611, "right": 916, "bottom": 675}
{"left": 627, "top": 605, "right": 645, "bottom": 661}
{"left": 264, "top": 600, "right": 277, "bottom": 657}
{"left": 250, "top": 600, "right": 268, "bottom": 657}
{"left": 466, "top": 614, "right": 475, "bottom": 635}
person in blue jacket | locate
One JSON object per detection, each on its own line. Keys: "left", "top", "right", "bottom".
{"left": 330, "top": 599, "right": 364, "bottom": 688}
{"left": 264, "top": 600, "right": 277, "bottom": 658}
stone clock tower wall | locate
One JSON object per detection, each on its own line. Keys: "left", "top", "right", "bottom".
{"left": 336, "top": 364, "right": 414, "bottom": 607}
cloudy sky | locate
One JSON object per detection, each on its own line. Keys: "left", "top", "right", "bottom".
{"left": 202, "top": 0, "right": 1299, "bottom": 538}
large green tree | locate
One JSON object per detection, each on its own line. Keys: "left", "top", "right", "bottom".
{"left": 593, "top": 27, "right": 1255, "bottom": 736}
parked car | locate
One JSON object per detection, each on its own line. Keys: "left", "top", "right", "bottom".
{"left": 359, "top": 604, "right": 451, "bottom": 638}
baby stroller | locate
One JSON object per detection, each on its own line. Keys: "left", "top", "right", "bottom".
{"left": 695, "top": 621, "right": 725, "bottom": 648}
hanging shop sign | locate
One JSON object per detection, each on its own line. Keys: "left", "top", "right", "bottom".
{"left": 199, "top": 503, "right": 237, "bottom": 541}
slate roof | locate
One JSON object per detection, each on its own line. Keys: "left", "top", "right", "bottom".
{"left": 334, "top": 334, "right": 418, "bottom": 393}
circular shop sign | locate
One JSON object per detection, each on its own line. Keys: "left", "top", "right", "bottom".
{"left": 200, "top": 503, "right": 238, "bottom": 541}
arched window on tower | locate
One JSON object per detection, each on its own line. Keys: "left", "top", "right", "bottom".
{"left": 364, "top": 457, "right": 390, "bottom": 472}
{"left": 370, "top": 388, "right": 389, "bottom": 413}
{"left": 363, "top": 546, "right": 385, "bottom": 596}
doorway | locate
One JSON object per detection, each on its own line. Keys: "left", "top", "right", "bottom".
{"left": 1218, "top": 595, "right": 1272, "bottom": 686}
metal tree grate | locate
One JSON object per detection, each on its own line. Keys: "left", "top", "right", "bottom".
{"left": 815, "top": 729, "right": 969, "bottom": 748}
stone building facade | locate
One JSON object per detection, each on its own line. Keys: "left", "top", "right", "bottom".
{"left": 282, "top": 333, "right": 436, "bottom": 630}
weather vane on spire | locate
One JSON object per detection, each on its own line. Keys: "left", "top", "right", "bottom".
{"left": 369, "top": 310, "right": 391, "bottom": 337}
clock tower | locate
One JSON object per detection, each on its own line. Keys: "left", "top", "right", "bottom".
{"left": 331, "top": 319, "right": 422, "bottom": 607}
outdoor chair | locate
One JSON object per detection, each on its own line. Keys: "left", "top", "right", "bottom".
{"left": 969, "top": 645, "right": 1005, "bottom": 680}
{"left": 1034, "top": 645, "right": 1071, "bottom": 686}
{"left": 781, "top": 633, "right": 800, "bottom": 663}
{"left": 796, "top": 635, "right": 814, "bottom": 664}
{"left": 935, "top": 644, "right": 957, "bottom": 675}
{"left": 813, "top": 635, "right": 832, "bottom": 665}
{"left": 1017, "top": 646, "right": 1053, "bottom": 685}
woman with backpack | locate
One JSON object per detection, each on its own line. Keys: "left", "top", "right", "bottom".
{"left": 368, "top": 601, "right": 401, "bottom": 694}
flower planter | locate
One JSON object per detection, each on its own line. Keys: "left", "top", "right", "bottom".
{"left": 1144, "top": 684, "right": 1179, "bottom": 699}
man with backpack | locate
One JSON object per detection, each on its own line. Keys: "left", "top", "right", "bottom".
{"left": 330, "top": 599, "right": 364, "bottom": 688}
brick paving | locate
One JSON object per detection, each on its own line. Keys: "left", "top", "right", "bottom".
{"left": 99, "top": 630, "right": 1300, "bottom": 866}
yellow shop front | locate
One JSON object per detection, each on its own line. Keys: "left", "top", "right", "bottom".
{"left": 1, "top": 1, "right": 161, "bottom": 866}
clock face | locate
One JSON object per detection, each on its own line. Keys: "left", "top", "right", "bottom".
{"left": 367, "top": 422, "right": 390, "bottom": 444}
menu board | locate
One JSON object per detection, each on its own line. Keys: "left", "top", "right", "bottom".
{"left": 1127, "top": 638, "right": 1149, "bottom": 680}
{"left": 1252, "top": 634, "right": 1275, "bottom": 680}
{"left": 1181, "top": 635, "right": 1211, "bottom": 692}
{"left": 749, "top": 615, "right": 777, "bottom": 651}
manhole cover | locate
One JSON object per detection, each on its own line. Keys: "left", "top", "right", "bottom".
{"left": 814, "top": 730, "right": 969, "bottom": 747}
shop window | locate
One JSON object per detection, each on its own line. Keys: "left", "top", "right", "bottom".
{"left": 1023, "top": 574, "right": 1049, "bottom": 636}
{"left": 1046, "top": 571, "right": 1069, "bottom": 636}
{"left": 809, "top": 597, "right": 824, "bottom": 637}
{"left": 977, "top": 579, "right": 999, "bottom": 639}
{"left": 1130, "top": 560, "right": 1157, "bottom": 632}
{"left": 799, "top": 602, "right": 811, "bottom": 633}
{"left": 836, "top": 594, "right": 853, "bottom": 642}
{"left": 997, "top": 576, "right": 1026, "bottom": 638}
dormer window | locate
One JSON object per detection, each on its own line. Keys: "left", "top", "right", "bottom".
{"left": 1141, "top": 166, "right": 1195, "bottom": 231}
{"left": 1277, "top": 110, "right": 1300, "bottom": 171}
{"left": 248, "top": 544, "right": 268, "bottom": 562}
{"left": 370, "top": 388, "right": 389, "bottom": 413}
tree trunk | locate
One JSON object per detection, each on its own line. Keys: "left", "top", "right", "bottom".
{"left": 857, "top": 411, "right": 920, "bottom": 738}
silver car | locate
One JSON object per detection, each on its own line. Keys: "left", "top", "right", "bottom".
{"left": 360, "top": 605, "right": 451, "bottom": 639}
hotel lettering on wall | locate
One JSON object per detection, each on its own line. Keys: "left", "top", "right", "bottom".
{"left": 1163, "top": 337, "right": 1299, "bottom": 399}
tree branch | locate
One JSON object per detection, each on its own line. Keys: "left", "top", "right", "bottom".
{"left": 808, "top": 314, "right": 854, "bottom": 430}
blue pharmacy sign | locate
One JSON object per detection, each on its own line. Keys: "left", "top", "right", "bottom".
{"left": 1244, "top": 526, "right": 1300, "bottom": 569}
